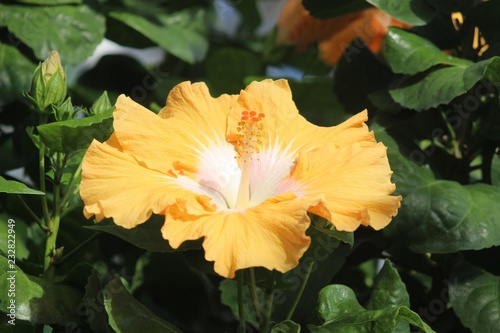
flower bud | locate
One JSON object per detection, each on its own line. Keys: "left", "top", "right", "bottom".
{"left": 30, "top": 51, "right": 67, "bottom": 113}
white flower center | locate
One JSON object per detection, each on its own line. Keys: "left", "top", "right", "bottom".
{"left": 195, "top": 111, "right": 298, "bottom": 210}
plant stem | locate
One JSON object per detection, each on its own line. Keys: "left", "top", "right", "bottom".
{"left": 237, "top": 270, "right": 246, "bottom": 333}
{"left": 285, "top": 260, "right": 315, "bottom": 320}
{"left": 260, "top": 270, "right": 278, "bottom": 333}
{"left": 38, "top": 135, "right": 51, "bottom": 230}
{"left": 43, "top": 152, "right": 63, "bottom": 279}
{"left": 247, "top": 268, "right": 262, "bottom": 324}
{"left": 60, "top": 159, "right": 82, "bottom": 209}
{"left": 16, "top": 195, "right": 49, "bottom": 232}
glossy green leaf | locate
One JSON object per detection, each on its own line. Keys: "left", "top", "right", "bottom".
{"left": 366, "top": 0, "right": 436, "bottom": 26}
{"left": 310, "top": 285, "right": 435, "bottom": 332}
{"left": 388, "top": 181, "right": 500, "bottom": 253}
{"left": 0, "top": 256, "right": 84, "bottom": 325}
{"left": 0, "top": 4, "right": 105, "bottom": 64}
{"left": 272, "top": 320, "right": 301, "bottom": 333}
{"left": 0, "top": 176, "right": 44, "bottom": 195}
{"left": 219, "top": 278, "right": 265, "bottom": 329}
{"left": 376, "top": 131, "right": 500, "bottom": 252}
{"left": 302, "top": 0, "right": 370, "bottom": 18}
{"left": 109, "top": 8, "right": 208, "bottom": 64}
{"left": 365, "top": 260, "right": 410, "bottom": 310}
{"left": 0, "top": 43, "right": 36, "bottom": 106}
{"left": 385, "top": 28, "right": 472, "bottom": 75}
{"left": 36, "top": 109, "right": 113, "bottom": 153}
{"left": 449, "top": 260, "right": 500, "bottom": 333}
{"left": 365, "top": 260, "right": 411, "bottom": 333}
{"left": 85, "top": 216, "right": 202, "bottom": 253}
{"left": 104, "top": 276, "right": 183, "bottom": 333}
{"left": 389, "top": 57, "right": 500, "bottom": 111}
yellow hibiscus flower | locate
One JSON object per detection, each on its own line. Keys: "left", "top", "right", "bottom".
{"left": 80, "top": 79, "right": 401, "bottom": 278}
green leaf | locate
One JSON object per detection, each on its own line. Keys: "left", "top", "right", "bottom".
{"left": 104, "top": 276, "right": 183, "bottom": 333}
{"left": 388, "top": 181, "right": 500, "bottom": 253}
{"left": 219, "top": 278, "right": 265, "bottom": 329}
{"left": 0, "top": 177, "right": 44, "bottom": 195}
{"left": 311, "top": 216, "right": 354, "bottom": 246}
{"left": 0, "top": 215, "right": 30, "bottom": 260}
{"left": 389, "top": 67, "right": 467, "bottom": 111}
{"left": 389, "top": 56, "right": 500, "bottom": 111}
{"left": 85, "top": 215, "right": 202, "bottom": 253}
{"left": 0, "top": 4, "right": 105, "bottom": 64}
{"left": 272, "top": 320, "right": 301, "bottom": 333}
{"left": 365, "top": 260, "right": 410, "bottom": 310}
{"left": 302, "top": 0, "right": 371, "bottom": 19}
{"left": 206, "top": 47, "right": 262, "bottom": 95}
{"left": 0, "top": 42, "right": 36, "bottom": 106}
{"left": 385, "top": 28, "right": 472, "bottom": 75}
{"left": 109, "top": 8, "right": 208, "bottom": 64}
{"left": 36, "top": 109, "right": 113, "bottom": 153}
{"left": 449, "top": 260, "right": 500, "bottom": 333}
{"left": 310, "top": 285, "right": 435, "bottom": 333}
{"left": 378, "top": 129, "right": 500, "bottom": 252}
{"left": 0, "top": 256, "right": 84, "bottom": 325}
{"left": 366, "top": 0, "right": 436, "bottom": 26}
{"left": 365, "top": 260, "right": 411, "bottom": 333}
{"left": 374, "top": 130, "right": 435, "bottom": 193}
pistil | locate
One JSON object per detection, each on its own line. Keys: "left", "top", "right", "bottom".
{"left": 235, "top": 111, "right": 265, "bottom": 208}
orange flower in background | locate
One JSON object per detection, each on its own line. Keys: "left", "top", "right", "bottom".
{"left": 80, "top": 79, "right": 401, "bottom": 278}
{"left": 277, "top": 0, "right": 411, "bottom": 65}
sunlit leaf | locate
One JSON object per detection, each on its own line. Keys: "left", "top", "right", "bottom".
{"left": 109, "top": 8, "right": 208, "bottom": 64}
{"left": 0, "top": 43, "right": 36, "bottom": 106}
{"left": 37, "top": 109, "right": 113, "bottom": 153}
{"left": 0, "top": 256, "right": 84, "bottom": 325}
{"left": 366, "top": 0, "right": 436, "bottom": 26}
{"left": 389, "top": 56, "right": 500, "bottom": 111}
{"left": 0, "top": 4, "right": 105, "bottom": 64}
{"left": 310, "top": 284, "right": 435, "bottom": 332}
{"left": 385, "top": 28, "right": 472, "bottom": 75}
{"left": 0, "top": 177, "right": 44, "bottom": 195}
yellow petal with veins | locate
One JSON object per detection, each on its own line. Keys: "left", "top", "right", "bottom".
{"left": 291, "top": 142, "right": 402, "bottom": 231}
{"left": 162, "top": 193, "right": 317, "bottom": 278}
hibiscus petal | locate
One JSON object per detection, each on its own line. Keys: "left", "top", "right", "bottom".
{"left": 228, "top": 80, "right": 374, "bottom": 155}
{"left": 80, "top": 140, "right": 217, "bottom": 228}
{"left": 112, "top": 82, "right": 237, "bottom": 175}
{"left": 162, "top": 193, "right": 317, "bottom": 278}
{"left": 291, "top": 142, "right": 401, "bottom": 231}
